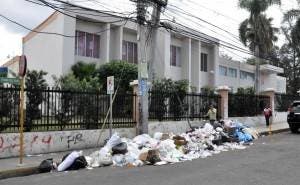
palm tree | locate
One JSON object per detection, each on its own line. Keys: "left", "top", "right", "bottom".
{"left": 238, "top": 0, "right": 281, "bottom": 93}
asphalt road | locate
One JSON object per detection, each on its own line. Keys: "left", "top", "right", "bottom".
{"left": 1, "top": 132, "right": 300, "bottom": 185}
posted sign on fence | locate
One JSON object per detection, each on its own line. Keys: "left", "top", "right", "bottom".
{"left": 107, "top": 76, "right": 114, "bottom": 95}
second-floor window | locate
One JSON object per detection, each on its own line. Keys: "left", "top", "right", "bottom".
{"left": 201, "top": 53, "right": 208, "bottom": 72}
{"left": 240, "top": 70, "right": 255, "bottom": 81}
{"left": 75, "top": 30, "right": 100, "bottom": 58}
{"left": 170, "top": 45, "right": 181, "bottom": 67}
{"left": 228, "top": 68, "right": 237, "bottom": 78}
{"left": 219, "top": 65, "right": 227, "bottom": 76}
{"left": 122, "top": 41, "right": 138, "bottom": 64}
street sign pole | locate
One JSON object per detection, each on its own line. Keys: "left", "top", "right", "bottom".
{"left": 19, "top": 77, "right": 25, "bottom": 165}
{"left": 109, "top": 93, "right": 113, "bottom": 137}
{"left": 107, "top": 76, "right": 114, "bottom": 138}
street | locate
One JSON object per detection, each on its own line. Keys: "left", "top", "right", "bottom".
{"left": 1, "top": 132, "right": 300, "bottom": 185}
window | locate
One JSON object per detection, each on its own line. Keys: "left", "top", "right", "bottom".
{"left": 201, "top": 53, "right": 208, "bottom": 72}
{"left": 219, "top": 65, "right": 227, "bottom": 76}
{"left": 122, "top": 41, "right": 138, "bottom": 64}
{"left": 170, "top": 45, "right": 181, "bottom": 67}
{"left": 240, "top": 70, "right": 255, "bottom": 81}
{"left": 75, "top": 30, "right": 100, "bottom": 58}
{"left": 228, "top": 68, "right": 237, "bottom": 78}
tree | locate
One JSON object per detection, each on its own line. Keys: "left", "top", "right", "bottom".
{"left": 238, "top": 0, "right": 281, "bottom": 93}
{"left": 25, "top": 70, "right": 48, "bottom": 131}
{"left": 96, "top": 61, "right": 138, "bottom": 93}
{"left": 280, "top": 2, "right": 300, "bottom": 94}
{"left": 71, "top": 61, "right": 97, "bottom": 81}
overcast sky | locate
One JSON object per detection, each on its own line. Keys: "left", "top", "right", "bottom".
{"left": 0, "top": 0, "right": 298, "bottom": 65}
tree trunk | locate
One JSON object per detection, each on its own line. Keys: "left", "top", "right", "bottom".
{"left": 255, "top": 45, "right": 260, "bottom": 94}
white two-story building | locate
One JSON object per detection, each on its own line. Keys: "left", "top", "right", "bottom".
{"left": 2, "top": 6, "right": 286, "bottom": 93}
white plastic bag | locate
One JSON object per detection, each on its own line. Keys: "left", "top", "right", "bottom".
{"left": 57, "top": 151, "right": 81, "bottom": 172}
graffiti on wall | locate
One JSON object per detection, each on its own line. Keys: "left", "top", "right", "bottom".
{"left": 0, "top": 132, "right": 86, "bottom": 155}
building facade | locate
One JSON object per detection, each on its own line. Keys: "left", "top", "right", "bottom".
{"left": 3, "top": 8, "right": 285, "bottom": 93}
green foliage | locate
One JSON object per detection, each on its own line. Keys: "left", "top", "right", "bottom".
{"left": 200, "top": 86, "right": 215, "bottom": 96}
{"left": 71, "top": 61, "right": 97, "bottom": 81}
{"left": 236, "top": 87, "right": 255, "bottom": 95}
{"left": 25, "top": 70, "right": 48, "bottom": 131}
{"left": 96, "top": 61, "right": 138, "bottom": 93}
{"left": 238, "top": 0, "right": 280, "bottom": 58}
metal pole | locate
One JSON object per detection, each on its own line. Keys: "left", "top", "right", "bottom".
{"left": 109, "top": 93, "right": 113, "bottom": 137}
{"left": 19, "top": 77, "right": 25, "bottom": 165}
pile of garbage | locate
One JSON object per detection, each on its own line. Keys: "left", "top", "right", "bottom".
{"left": 38, "top": 120, "right": 260, "bottom": 172}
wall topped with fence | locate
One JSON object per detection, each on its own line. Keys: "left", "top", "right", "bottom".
{"left": 275, "top": 93, "right": 300, "bottom": 112}
{"left": 149, "top": 91, "right": 221, "bottom": 121}
{"left": 0, "top": 87, "right": 136, "bottom": 133}
{"left": 228, "top": 94, "right": 270, "bottom": 117}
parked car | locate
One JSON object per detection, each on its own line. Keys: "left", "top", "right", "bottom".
{"left": 287, "top": 101, "right": 300, "bottom": 133}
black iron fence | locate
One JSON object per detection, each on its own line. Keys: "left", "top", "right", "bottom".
{"left": 0, "top": 87, "right": 136, "bottom": 133}
{"left": 275, "top": 93, "right": 300, "bottom": 112}
{"left": 228, "top": 94, "right": 270, "bottom": 117}
{"left": 149, "top": 91, "right": 221, "bottom": 121}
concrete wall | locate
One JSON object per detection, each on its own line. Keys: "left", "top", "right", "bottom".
{"left": 229, "top": 112, "right": 287, "bottom": 127}
{"left": 0, "top": 128, "right": 135, "bottom": 158}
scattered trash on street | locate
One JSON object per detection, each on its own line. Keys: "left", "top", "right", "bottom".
{"left": 38, "top": 120, "right": 259, "bottom": 172}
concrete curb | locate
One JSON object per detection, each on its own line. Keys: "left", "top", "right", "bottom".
{"left": 259, "top": 128, "right": 290, "bottom": 136}
{"left": 0, "top": 127, "right": 290, "bottom": 180}
{"left": 0, "top": 166, "right": 39, "bottom": 180}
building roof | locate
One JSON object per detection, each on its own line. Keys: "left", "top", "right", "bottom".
{"left": 23, "top": 11, "right": 59, "bottom": 43}
{"left": 22, "top": 2, "right": 220, "bottom": 45}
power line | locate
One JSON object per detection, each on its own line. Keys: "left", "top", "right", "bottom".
{"left": 0, "top": 13, "right": 129, "bottom": 38}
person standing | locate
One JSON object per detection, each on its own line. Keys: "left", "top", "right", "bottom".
{"left": 263, "top": 105, "right": 272, "bottom": 127}
{"left": 206, "top": 105, "right": 217, "bottom": 125}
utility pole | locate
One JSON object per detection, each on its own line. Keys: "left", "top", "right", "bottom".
{"left": 136, "top": 0, "right": 149, "bottom": 134}
{"left": 132, "top": 0, "right": 167, "bottom": 134}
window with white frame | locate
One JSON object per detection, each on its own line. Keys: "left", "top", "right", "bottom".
{"left": 240, "top": 70, "right": 255, "bottom": 81}
{"left": 75, "top": 30, "right": 100, "bottom": 58}
{"left": 219, "top": 65, "right": 227, "bottom": 76}
{"left": 201, "top": 53, "right": 208, "bottom": 72}
{"left": 170, "top": 45, "right": 181, "bottom": 67}
{"left": 228, "top": 68, "right": 237, "bottom": 78}
{"left": 122, "top": 41, "right": 138, "bottom": 64}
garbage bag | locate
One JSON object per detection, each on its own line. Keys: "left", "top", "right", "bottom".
{"left": 112, "top": 142, "right": 128, "bottom": 155}
{"left": 153, "top": 132, "right": 163, "bottom": 140}
{"left": 57, "top": 151, "right": 81, "bottom": 172}
{"left": 243, "top": 128, "right": 259, "bottom": 139}
{"left": 60, "top": 155, "right": 87, "bottom": 171}
{"left": 106, "top": 133, "right": 122, "bottom": 149}
{"left": 146, "top": 150, "right": 161, "bottom": 164}
{"left": 88, "top": 151, "right": 113, "bottom": 168}
{"left": 39, "top": 158, "right": 55, "bottom": 173}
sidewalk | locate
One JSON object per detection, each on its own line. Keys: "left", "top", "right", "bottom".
{"left": 0, "top": 121, "right": 289, "bottom": 180}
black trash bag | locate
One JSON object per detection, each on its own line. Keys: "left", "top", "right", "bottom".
{"left": 39, "top": 158, "right": 55, "bottom": 173}
{"left": 146, "top": 150, "right": 161, "bottom": 164}
{"left": 61, "top": 154, "right": 88, "bottom": 171}
{"left": 112, "top": 142, "right": 128, "bottom": 155}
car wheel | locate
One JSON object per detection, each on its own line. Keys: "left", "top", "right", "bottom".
{"left": 290, "top": 125, "right": 299, "bottom": 133}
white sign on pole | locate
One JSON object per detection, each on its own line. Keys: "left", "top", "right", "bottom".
{"left": 107, "top": 76, "right": 114, "bottom": 94}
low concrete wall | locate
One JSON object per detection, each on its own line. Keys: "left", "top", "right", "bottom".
{"left": 0, "top": 128, "right": 135, "bottom": 158}
{"left": 148, "top": 120, "right": 206, "bottom": 136}
{"left": 229, "top": 112, "right": 287, "bottom": 127}
{"left": 1, "top": 113, "right": 287, "bottom": 158}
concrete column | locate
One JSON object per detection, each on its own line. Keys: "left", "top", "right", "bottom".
{"left": 130, "top": 80, "right": 139, "bottom": 135}
{"left": 260, "top": 88, "right": 275, "bottom": 113}
{"left": 213, "top": 44, "right": 219, "bottom": 87}
{"left": 191, "top": 40, "right": 201, "bottom": 93}
{"left": 182, "top": 37, "right": 192, "bottom": 91}
{"left": 101, "top": 23, "right": 111, "bottom": 63}
{"left": 115, "top": 26, "right": 123, "bottom": 60}
{"left": 216, "top": 86, "right": 230, "bottom": 119}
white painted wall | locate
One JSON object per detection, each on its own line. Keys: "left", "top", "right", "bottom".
{"left": 23, "top": 13, "right": 65, "bottom": 85}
